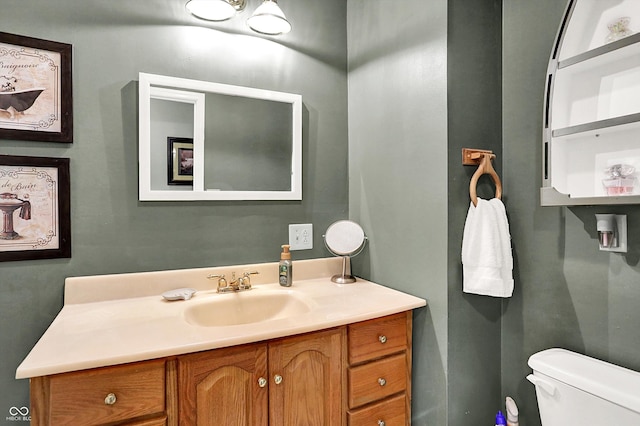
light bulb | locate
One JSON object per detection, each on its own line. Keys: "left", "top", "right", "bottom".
{"left": 248, "top": 0, "right": 291, "bottom": 35}
{"left": 186, "top": 0, "right": 239, "bottom": 21}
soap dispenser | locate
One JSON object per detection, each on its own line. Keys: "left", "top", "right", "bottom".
{"left": 279, "top": 244, "right": 292, "bottom": 287}
{"left": 595, "top": 214, "right": 627, "bottom": 252}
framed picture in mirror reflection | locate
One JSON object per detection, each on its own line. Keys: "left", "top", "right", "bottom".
{"left": 167, "top": 137, "right": 193, "bottom": 185}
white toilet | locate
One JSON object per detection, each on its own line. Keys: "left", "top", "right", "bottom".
{"left": 527, "top": 348, "right": 640, "bottom": 425}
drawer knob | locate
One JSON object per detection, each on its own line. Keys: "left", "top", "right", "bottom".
{"left": 274, "top": 374, "right": 283, "bottom": 385}
{"left": 378, "top": 377, "right": 386, "bottom": 387}
{"left": 258, "top": 377, "right": 267, "bottom": 388}
{"left": 378, "top": 335, "right": 387, "bottom": 344}
{"left": 378, "top": 421, "right": 386, "bottom": 426}
{"left": 104, "top": 393, "right": 117, "bottom": 405}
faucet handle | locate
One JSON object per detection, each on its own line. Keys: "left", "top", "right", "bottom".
{"left": 239, "top": 271, "right": 259, "bottom": 289}
{"left": 207, "top": 274, "right": 227, "bottom": 288}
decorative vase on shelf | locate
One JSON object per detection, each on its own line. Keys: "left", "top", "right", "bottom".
{"left": 605, "top": 17, "right": 633, "bottom": 43}
{"left": 602, "top": 164, "right": 636, "bottom": 196}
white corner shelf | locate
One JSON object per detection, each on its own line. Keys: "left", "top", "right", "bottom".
{"left": 542, "top": 0, "right": 640, "bottom": 206}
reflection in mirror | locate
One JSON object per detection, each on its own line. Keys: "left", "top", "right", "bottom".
{"left": 138, "top": 73, "right": 302, "bottom": 201}
{"left": 151, "top": 97, "right": 196, "bottom": 192}
{"left": 203, "top": 93, "right": 292, "bottom": 192}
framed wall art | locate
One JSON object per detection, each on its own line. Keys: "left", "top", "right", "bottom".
{"left": 0, "top": 32, "right": 73, "bottom": 143}
{"left": 0, "top": 155, "right": 71, "bottom": 262}
{"left": 167, "top": 137, "right": 193, "bottom": 185}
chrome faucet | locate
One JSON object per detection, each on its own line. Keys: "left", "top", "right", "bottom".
{"left": 207, "top": 271, "right": 259, "bottom": 293}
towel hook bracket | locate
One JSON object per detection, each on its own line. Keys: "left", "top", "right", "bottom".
{"left": 462, "top": 148, "right": 503, "bottom": 206}
{"left": 462, "top": 148, "right": 494, "bottom": 165}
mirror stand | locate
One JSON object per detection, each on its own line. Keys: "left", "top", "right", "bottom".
{"left": 324, "top": 220, "right": 367, "bottom": 284}
{"left": 332, "top": 256, "right": 356, "bottom": 284}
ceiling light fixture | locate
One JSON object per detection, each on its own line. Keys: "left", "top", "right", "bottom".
{"left": 186, "top": 0, "right": 246, "bottom": 22}
{"left": 247, "top": 0, "right": 291, "bottom": 35}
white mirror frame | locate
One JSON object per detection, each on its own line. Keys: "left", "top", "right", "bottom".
{"left": 138, "top": 72, "right": 303, "bottom": 201}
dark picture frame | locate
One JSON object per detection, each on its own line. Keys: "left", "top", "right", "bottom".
{"left": 167, "top": 137, "right": 193, "bottom": 185}
{"left": 0, "top": 155, "right": 71, "bottom": 262}
{"left": 0, "top": 32, "right": 73, "bottom": 143}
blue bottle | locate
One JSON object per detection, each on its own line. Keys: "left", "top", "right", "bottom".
{"left": 495, "top": 410, "right": 507, "bottom": 426}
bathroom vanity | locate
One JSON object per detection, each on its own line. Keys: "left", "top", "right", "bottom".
{"left": 16, "top": 258, "right": 425, "bottom": 425}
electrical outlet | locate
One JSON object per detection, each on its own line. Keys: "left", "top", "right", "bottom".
{"left": 289, "top": 224, "right": 313, "bottom": 250}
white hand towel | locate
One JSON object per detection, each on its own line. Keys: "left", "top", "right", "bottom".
{"left": 461, "top": 197, "right": 514, "bottom": 297}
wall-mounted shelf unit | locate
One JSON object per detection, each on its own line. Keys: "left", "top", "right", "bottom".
{"left": 542, "top": 0, "right": 640, "bottom": 206}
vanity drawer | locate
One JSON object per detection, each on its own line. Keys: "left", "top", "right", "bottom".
{"left": 348, "top": 353, "right": 407, "bottom": 408}
{"left": 47, "top": 359, "right": 166, "bottom": 425}
{"left": 348, "top": 394, "right": 406, "bottom": 426}
{"left": 348, "top": 313, "right": 407, "bottom": 365}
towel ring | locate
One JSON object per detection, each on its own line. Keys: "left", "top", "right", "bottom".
{"left": 469, "top": 153, "right": 502, "bottom": 206}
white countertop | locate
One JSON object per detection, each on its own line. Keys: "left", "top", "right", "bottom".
{"left": 16, "top": 258, "right": 426, "bottom": 379}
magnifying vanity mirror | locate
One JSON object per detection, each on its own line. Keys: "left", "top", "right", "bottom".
{"left": 138, "top": 73, "right": 303, "bottom": 201}
{"left": 324, "top": 220, "right": 367, "bottom": 283}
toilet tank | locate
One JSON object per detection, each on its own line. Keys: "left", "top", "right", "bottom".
{"left": 527, "top": 348, "right": 640, "bottom": 425}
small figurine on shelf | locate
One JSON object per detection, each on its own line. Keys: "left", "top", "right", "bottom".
{"left": 606, "top": 16, "right": 633, "bottom": 43}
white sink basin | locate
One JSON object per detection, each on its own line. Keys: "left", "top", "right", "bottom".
{"left": 183, "top": 290, "right": 313, "bottom": 327}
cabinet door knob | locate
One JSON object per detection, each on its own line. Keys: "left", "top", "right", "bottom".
{"left": 104, "top": 393, "right": 117, "bottom": 405}
{"left": 258, "top": 377, "right": 267, "bottom": 388}
{"left": 378, "top": 421, "right": 386, "bottom": 426}
{"left": 378, "top": 335, "right": 387, "bottom": 344}
{"left": 274, "top": 374, "right": 283, "bottom": 385}
{"left": 378, "top": 377, "right": 386, "bottom": 387}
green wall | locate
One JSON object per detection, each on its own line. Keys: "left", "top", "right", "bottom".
{"left": 347, "top": 0, "right": 449, "bottom": 423}
{"left": 447, "top": 0, "right": 503, "bottom": 424}
{"left": 0, "top": 0, "right": 348, "bottom": 420}
{"left": 348, "top": 0, "right": 503, "bottom": 424}
{"left": 503, "top": 1, "right": 640, "bottom": 425}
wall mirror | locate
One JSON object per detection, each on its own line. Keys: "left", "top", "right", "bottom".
{"left": 138, "top": 73, "right": 303, "bottom": 201}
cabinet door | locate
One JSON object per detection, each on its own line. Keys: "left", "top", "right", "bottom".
{"left": 178, "top": 343, "right": 268, "bottom": 426}
{"left": 268, "top": 328, "right": 345, "bottom": 426}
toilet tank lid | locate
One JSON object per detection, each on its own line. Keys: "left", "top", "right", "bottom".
{"left": 528, "top": 348, "right": 640, "bottom": 414}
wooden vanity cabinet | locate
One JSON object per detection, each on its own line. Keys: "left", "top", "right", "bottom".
{"left": 177, "top": 327, "right": 345, "bottom": 426}
{"left": 28, "top": 312, "right": 413, "bottom": 425}
{"left": 346, "top": 312, "right": 412, "bottom": 426}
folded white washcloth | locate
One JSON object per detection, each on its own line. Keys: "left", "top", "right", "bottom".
{"left": 461, "top": 197, "right": 514, "bottom": 297}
